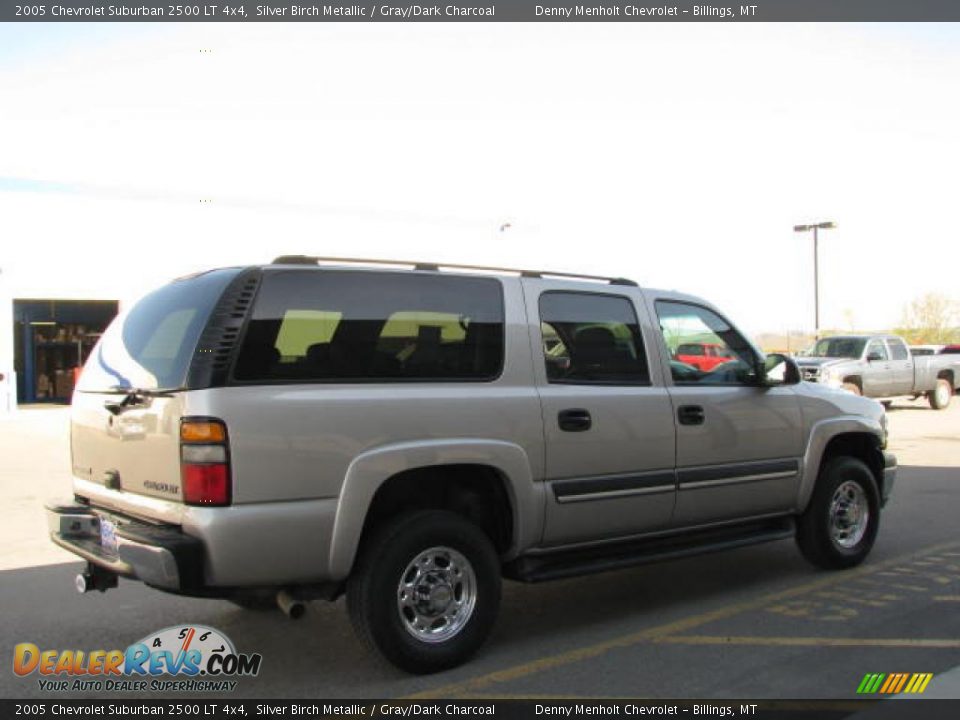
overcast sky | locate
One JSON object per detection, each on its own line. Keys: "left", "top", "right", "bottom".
{"left": 1, "top": 22, "right": 958, "bottom": 335}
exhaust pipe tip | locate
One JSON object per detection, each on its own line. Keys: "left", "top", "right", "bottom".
{"left": 276, "top": 589, "right": 306, "bottom": 620}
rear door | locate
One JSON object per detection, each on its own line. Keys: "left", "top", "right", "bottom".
{"left": 885, "top": 337, "right": 914, "bottom": 395}
{"left": 524, "top": 280, "right": 677, "bottom": 547}
{"left": 650, "top": 298, "right": 803, "bottom": 528}
{"left": 71, "top": 268, "right": 243, "bottom": 507}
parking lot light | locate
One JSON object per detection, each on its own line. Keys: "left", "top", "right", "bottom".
{"left": 794, "top": 221, "right": 837, "bottom": 341}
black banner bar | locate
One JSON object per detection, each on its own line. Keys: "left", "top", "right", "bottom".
{"left": 4, "top": 0, "right": 960, "bottom": 22}
{"left": 6, "top": 699, "right": 960, "bottom": 720}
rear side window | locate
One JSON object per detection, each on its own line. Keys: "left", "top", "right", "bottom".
{"left": 887, "top": 339, "right": 908, "bottom": 360}
{"left": 234, "top": 271, "right": 504, "bottom": 382}
{"left": 538, "top": 292, "right": 649, "bottom": 385}
{"left": 77, "top": 269, "right": 241, "bottom": 391}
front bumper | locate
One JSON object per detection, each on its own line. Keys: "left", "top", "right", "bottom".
{"left": 881, "top": 452, "right": 897, "bottom": 507}
{"left": 45, "top": 500, "right": 204, "bottom": 591}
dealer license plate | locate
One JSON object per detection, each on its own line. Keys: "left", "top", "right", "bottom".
{"left": 99, "top": 517, "right": 118, "bottom": 556}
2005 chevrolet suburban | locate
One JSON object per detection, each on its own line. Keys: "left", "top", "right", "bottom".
{"left": 47, "top": 256, "right": 896, "bottom": 673}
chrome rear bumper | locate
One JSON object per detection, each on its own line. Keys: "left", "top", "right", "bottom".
{"left": 46, "top": 500, "right": 203, "bottom": 591}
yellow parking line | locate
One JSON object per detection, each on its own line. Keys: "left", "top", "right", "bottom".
{"left": 654, "top": 635, "right": 960, "bottom": 649}
{"left": 933, "top": 595, "right": 960, "bottom": 602}
{"left": 408, "top": 539, "right": 960, "bottom": 699}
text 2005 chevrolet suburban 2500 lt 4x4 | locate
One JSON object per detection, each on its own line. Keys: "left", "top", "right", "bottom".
{"left": 48, "top": 256, "right": 895, "bottom": 674}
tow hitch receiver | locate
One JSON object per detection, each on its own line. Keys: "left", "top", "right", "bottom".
{"left": 75, "top": 562, "right": 119, "bottom": 593}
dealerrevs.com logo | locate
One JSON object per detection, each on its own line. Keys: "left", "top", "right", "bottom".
{"left": 13, "top": 625, "right": 262, "bottom": 692}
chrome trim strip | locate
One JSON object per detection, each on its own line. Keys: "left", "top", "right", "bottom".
{"left": 679, "top": 470, "right": 797, "bottom": 491}
{"left": 555, "top": 484, "right": 675, "bottom": 504}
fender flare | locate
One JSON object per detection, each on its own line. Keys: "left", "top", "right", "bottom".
{"left": 797, "top": 416, "right": 884, "bottom": 511}
{"left": 327, "top": 438, "right": 542, "bottom": 580}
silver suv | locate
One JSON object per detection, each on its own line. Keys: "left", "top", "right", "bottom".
{"left": 47, "top": 256, "right": 896, "bottom": 673}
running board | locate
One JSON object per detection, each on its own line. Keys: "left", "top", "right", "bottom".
{"left": 504, "top": 517, "right": 796, "bottom": 583}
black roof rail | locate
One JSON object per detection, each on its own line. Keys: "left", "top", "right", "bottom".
{"left": 269, "top": 255, "right": 637, "bottom": 287}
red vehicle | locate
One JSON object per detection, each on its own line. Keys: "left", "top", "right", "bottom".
{"left": 674, "top": 342, "right": 735, "bottom": 371}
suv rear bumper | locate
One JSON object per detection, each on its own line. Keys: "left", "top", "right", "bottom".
{"left": 46, "top": 500, "right": 204, "bottom": 592}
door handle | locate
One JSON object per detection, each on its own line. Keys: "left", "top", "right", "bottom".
{"left": 558, "top": 408, "right": 592, "bottom": 432}
{"left": 677, "top": 405, "right": 705, "bottom": 426}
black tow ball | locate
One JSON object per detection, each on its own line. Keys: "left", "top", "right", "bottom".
{"left": 75, "top": 564, "right": 119, "bottom": 594}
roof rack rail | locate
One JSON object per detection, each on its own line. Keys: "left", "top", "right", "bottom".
{"left": 269, "top": 255, "right": 637, "bottom": 287}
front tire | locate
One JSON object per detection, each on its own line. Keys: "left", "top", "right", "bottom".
{"left": 929, "top": 378, "right": 952, "bottom": 410}
{"left": 347, "top": 510, "right": 501, "bottom": 674}
{"left": 796, "top": 457, "right": 880, "bottom": 570}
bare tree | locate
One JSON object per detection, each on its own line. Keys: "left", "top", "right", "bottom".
{"left": 895, "top": 293, "right": 959, "bottom": 345}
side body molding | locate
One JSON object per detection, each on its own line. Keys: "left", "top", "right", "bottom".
{"left": 327, "top": 438, "right": 542, "bottom": 580}
{"left": 797, "top": 415, "right": 885, "bottom": 512}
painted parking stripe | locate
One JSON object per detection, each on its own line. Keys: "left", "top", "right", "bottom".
{"left": 409, "top": 539, "right": 960, "bottom": 699}
{"left": 654, "top": 635, "right": 960, "bottom": 649}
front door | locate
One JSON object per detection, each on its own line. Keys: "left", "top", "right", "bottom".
{"left": 651, "top": 299, "right": 804, "bottom": 528}
{"left": 863, "top": 338, "right": 892, "bottom": 397}
{"left": 525, "top": 281, "right": 677, "bottom": 547}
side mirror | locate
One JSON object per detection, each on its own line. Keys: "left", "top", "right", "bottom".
{"left": 759, "top": 353, "right": 800, "bottom": 386}
{"left": 867, "top": 351, "right": 883, "bottom": 362}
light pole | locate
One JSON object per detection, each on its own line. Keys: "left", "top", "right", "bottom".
{"left": 793, "top": 221, "right": 836, "bottom": 342}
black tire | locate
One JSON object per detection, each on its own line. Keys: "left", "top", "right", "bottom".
{"left": 928, "top": 378, "right": 952, "bottom": 410}
{"left": 347, "top": 510, "right": 501, "bottom": 674}
{"left": 228, "top": 592, "right": 277, "bottom": 611}
{"left": 796, "top": 456, "right": 880, "bottom": 570}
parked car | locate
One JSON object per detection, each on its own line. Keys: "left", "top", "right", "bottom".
{"left": 796, "top": 334, "right": 960, "bottom": 409}
{"left": 48, "top": 257, "right": 895, "bottom": 673}
{"left": 674, "top": 341, "right": 736, "bottom": 371}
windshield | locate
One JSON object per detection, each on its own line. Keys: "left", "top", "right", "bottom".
{"left": 77, "top": 269, "right": 240, "bottom": 391}
{"left": 811, "top": 337, "right": 867, "bottom": 359}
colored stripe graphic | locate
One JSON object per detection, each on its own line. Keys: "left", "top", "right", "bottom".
{"left": 858, "top": 672, "right": 933, "bottom": 694}
{"left": 879, "top": 674, "right": 896, "bottom": 693}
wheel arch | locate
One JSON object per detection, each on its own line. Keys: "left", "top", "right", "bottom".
{"left": 798, "top": 418, "right": 885, "bottom": 512}
{"left": 328, "top": 439, "right": 542, "bottom": 580}
{"left": 841, "top": 375, "right": 863, "bottom": 391}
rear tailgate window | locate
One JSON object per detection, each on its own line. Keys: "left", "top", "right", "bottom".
{"left": 78, "top": 269, "right": 241, "bottom": 392}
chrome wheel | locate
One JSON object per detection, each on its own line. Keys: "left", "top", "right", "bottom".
{"left": 397, "top": 546, "right": 477, "bottom": 644}
{"left": 830, "top": 480, "right": 869, "bottom": 549}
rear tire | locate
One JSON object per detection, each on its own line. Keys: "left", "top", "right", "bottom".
{"left": 797, "top": 457, "right": 880, "bottom": 570}
{"left": 929, "top": 378, "right": 952, "bottom": 410}
{"left": 347, "top": 510, "right": 501, "bottom": 674}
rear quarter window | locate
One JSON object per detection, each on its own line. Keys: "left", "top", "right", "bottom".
{"left": 233, "top": 270, "right": 505, "bottom": 382}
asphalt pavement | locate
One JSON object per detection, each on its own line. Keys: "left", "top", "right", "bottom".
{"left": 1, "top": 398, "right": 958, "bottom": 701}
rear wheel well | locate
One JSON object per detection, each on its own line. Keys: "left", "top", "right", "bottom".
{"left": 819, "top": 433, "right": 883, "bottom": 489}
{"left": 359, "top": 464, "right": 514, "bottom": 559}
{"left": 937, "top": 369, "right": 954, "bottom": 386}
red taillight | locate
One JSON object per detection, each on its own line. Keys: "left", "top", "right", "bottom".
{"left": 182, "top": 463, "right": 230, "bottom": 506}
{"left": 180, "top": 418, "right": 230, "bottom": 506}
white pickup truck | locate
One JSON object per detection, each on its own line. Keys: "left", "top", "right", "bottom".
{"left": 796, "top": 334, "right": 960, "bottom": 409}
